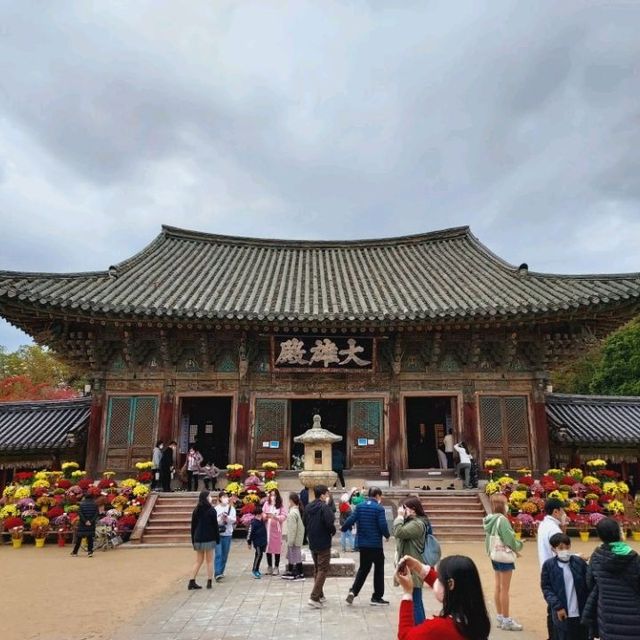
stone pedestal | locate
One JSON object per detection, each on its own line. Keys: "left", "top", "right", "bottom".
{"left": 294, "top": 413, "right": 343, "bottom": 489}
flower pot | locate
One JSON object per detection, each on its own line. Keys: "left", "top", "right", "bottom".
{"left": 632, "top": 532, "right": 640, "bottom": 542}
{"left": 35, "top": 537, "right": 46, "bottom": 548}
{"left": 515, "top": 532, "right": 522, "bottom": 541}
{"left": 12, "top": 538, "right": 23, "bottom": 549}
{"left": 57, "top": 534, "right": 66, "bottom": 547}
{"left": 579, "top": 531, "right": 590, "bottom": 542}
{"left": 41, "top": 505, "right": 48, "bottom": 514}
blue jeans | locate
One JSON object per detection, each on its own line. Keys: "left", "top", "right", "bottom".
{"left": 412, "top": 587, "right": 425, "bottom": 624}
{"left": 341, "top": 530, "right": 354, "bottom": 551}
{"left": 215, "top": 536, "right": 232, "bottom": 577}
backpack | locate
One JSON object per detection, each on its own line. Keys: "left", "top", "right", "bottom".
{"left": 421, "top": 519, "right": 441, "bottom": 566}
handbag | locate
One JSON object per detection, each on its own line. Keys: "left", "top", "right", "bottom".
{"left": 489, "top": 516, "right": 516, "bottom": 563}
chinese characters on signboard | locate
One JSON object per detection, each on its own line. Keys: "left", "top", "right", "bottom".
{"left": 272, "top": 336, "right": 375, "bottom": 371}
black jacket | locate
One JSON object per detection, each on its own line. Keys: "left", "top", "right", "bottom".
{"left": 582, "top": 544, "right": 640, "bottom": 639}
{"left": 247, "top": 517, "right": 267, "bottom": 548}
{"left": 76, "top": 498, "right": 99, "bottom": 536}
{"left": 303, "top": 499, "right": 336, "bottom": 551}
{"left": 160, "top": 447, "right": 173, "bottom": 471}
{"left": 190, "top": 505, "right": 221, "bottom": 545}
{"left": 541, "top": 556, "right": 589, "bottom": 624}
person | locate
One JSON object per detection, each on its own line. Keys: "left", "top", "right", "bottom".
{"left": 151, "top": 440, "right": 163, "bottom": 490}
{"left": 263, "top": 488, "right": 287, "bottom": 576}
{"left": 349, "top": 487, "right": 365, "bottom": 551}
{"left": 282, "top": 492, "right": 305, "bottom": 580}
{"left": 247, "top": 506, "right": 268, "bottom": 579}
{"left": 582, "top": 517, "right": 640, "bottom": 640}
{"left": 443, "top": 429, "right": 454, "bottom": 469}
{"left": 453, "top": 441, "right": 472, "bottom": 489}
{"left": 160, "top": 440, "right": 176, "bottom": 492}
{"left": 186, "top": 446, "right": 203, "bottom": 492}
{"left": 199, "top": 461, "right": 220, "bottom": 491}
{"left": 395, "top": 554, "right": 491, "bottom": 640}
{"left": 437, "top": 446, "right": 448, "bottom": 470}
{"left": 189, "top": 490, "right": 220, "bottom": 590}
{"left": 393, "top": 497, "right": 432, "bottom": 624}
{"left": 339, "top": 493, "right": 354, "bottom": 552}
{"left": 541, "top": 533, "right": 589, "bottom": 640}
{"left": 342, "top": 486, "right": 391, "bottom": 606}
{"left": 483, "top": 493, "right": 524, "bottom": 631}
{"left": 538, "top": 497, "right": 567, "bottom": 640}
{"left": 299, "top": 486, "right": 309, "bottom": 545}
{"left": 332, "top": 446, "right": 346, "bottom": 488}
{"left": 214, "top": 490, "right": 236, "bottom": 582}
{"left": 70, "top": 493, "right": 99, "bottom": 557}
{"left": 303, "top": 484, "right": 336, "bottom": 608}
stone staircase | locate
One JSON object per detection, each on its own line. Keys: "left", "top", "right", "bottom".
{"left": 138, "top": 492, "right": 199, "bottom": 544}
{"left": 420, "top": 491, "right": 486, "bottom": 542}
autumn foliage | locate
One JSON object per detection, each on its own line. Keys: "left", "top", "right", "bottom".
{"left": 0, "top": 375, "right": 79, "bottom": 402}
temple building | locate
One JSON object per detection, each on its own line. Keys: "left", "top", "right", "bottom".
{"left": 1, "top": 225, "right": 639, "bottom": 482}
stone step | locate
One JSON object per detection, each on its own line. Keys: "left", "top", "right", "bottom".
{"left": 142, "top": 533, "right": 191, "bottom": 544}
{"left": 148, "top": 515, "right": 192, "bottom": 524}
{"left": 145, "top": 524, "right": 191, "bottom": 532}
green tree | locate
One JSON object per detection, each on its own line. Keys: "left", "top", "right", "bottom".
{"left": 551, "top": 318, "right": 640, "bottom": 395}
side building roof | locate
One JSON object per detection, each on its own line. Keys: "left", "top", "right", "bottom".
{"left": 1, "top": 225, "right": 640, "bottom": 328}
{"left": 546, "top": 393, "right": 640, "bottom": 446}
{"left": 0, "top": 397, "right": 90, "bottom": 452}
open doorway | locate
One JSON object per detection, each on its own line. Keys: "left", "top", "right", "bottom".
{"left": 180, "top": 396, "right": 232, "bottom": 467}
{"left": 405, "top": 396, "right": 455, "bottom": 469}
{"left": 290, "top": 399, "right": 348, "bottom": 467}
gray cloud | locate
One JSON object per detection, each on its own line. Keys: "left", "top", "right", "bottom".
{"left": 1, "top": 0, "right": 640, "bottom": 349}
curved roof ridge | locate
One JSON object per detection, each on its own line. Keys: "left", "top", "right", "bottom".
{"left": 160, "top": 223, "right": 472, "bottom": 248}
{"left": 547, "top": 393, "right": 640, "bottom": 403}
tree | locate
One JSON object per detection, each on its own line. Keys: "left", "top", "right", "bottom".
{"left": 0, "top": 344, "right": 82, "bottom": 401}
{"left": 551, "top": 318, "right": 640, "bottom": 396}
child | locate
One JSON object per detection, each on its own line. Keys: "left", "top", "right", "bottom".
{"left": 339, "top": 493, "right": 354, "bottom": 552}
{"left": 282, "top": 493, "right": 305, "bottom": 580}
{"left": 541, "top": 533, "right": 589, "bottom": 640}
{"left": 247, "top": 507, "right": 268, "bottom": 579}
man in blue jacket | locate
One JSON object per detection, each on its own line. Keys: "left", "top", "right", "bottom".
{"left": 342, "top": 486, "right": 390, "bottom": 605}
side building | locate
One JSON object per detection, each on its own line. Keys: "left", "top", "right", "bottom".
{"left": 1, "top": 225, "right": 639, "bottom": 481}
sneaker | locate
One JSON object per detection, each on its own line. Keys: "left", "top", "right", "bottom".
{"left": 293, "top": 574, "right": 306, "bottom": 581}
{"left": 70, "top": 552, "right": 78, "bottom": 557}
{"left": 87, "top": 552, "right": 93, "bottom": 558}
{"left": 346, "top": 591, "right": 355, "bottom": 605}
{"left": 370, "top": 598, "right": 389, "bottom": 606}
{"left": 265, "top": 567, "right": 273, "bottom": 575}
{"left": 501, "top": 619, "right": 523, "bottom": 631}
{"left": 319, "top": 596, "right": 327, "bottom": 604}
{"left": 281, "top": 572, "right": 295, "bottom": 580}
{"left": 272, "top": 568, "right": 279, "bottom": 576}
{"left": 215, "top": 575, "right": 223, "bottom": 583}
{"left": 307, "top": 598, "right": 323, "bottom": 609}
{"left": 252, "top": 570, "right": 262, "bottom": 579}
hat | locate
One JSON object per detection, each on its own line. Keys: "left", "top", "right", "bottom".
{"left": 340, "top": 493, "right": 349, "bottom": 503}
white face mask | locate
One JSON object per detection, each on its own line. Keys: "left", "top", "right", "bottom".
{"left": 556, "top": 550, "right": 571, "bottom": 562}
{"left": 433, "top": 578, "right": 445, "bottom": 603}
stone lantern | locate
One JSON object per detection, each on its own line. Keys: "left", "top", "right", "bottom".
{"left": 295, "top": 414, "right": 342, "bottom": 489}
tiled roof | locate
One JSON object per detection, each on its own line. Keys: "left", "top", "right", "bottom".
{"left": 1, "top": 225, "right": 639, "bottom": 325}
{"left": 0, "top": 397, "right": 90, "bottom": 452}
{"left": 546, "top": 393, "right": 640, "bottom": 445}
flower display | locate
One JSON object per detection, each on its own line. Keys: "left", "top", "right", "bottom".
{"left": 586, "top": 459, "right": 607, "bottom": 469}
{"left": 15, "top": 471, "right": 35, "bottom": 483}
{"left": 264, "top": 480, "right": 278, "bottom": 492}
{"left": 516, "top": 468, "right": 532, "bottom": 476}
{"left": 520, "top": 500, "right": 539, "bottom": 514}
{"left": 3, "top": 515, "right": 24, "bottom": 531}
{"left": 617, "top": 481, "right": 630, "bottom": 495}
{"left": 508, "top": 490, "right": 527, "bottom": 508}
{"left": 602, "top": 481, "right": 619, "bottom": 496}
{"left": 545, "top": 468, "right": 564, "bottom": 482}
{"left": 568, "top": 468, "right": 584, "bottom": 481}
{"left": 135, "top": 461, "right": 153, "bottom": 470}
{"left": 484, "top": 458, "right": 503, "bottom": 469}
{"left": 70, "top": 470, "right": 86, "bottom": 479}
{"left": 484, "top": 481, "right": 500, "bottom": 495}
{"left": 120, "top": 478, "right": 138, "bottom": 488}
{"left": 261, "top": 461, "right": 279, "bottom": 470}
{"left": 607, "top": 500, "right": 625, "bottom": 515}
{"left": 224, "top": 482, "right": 242, "bottom": 495}
{"left": 132, "top": 483, "right": 150, "bottom": 498}
{"left": 582, "top": 476, "right": 600, "bottom": 486}
{"left": 31, "top": 515, "right": 50, "bottom": 537}
{"left": 14, "top": 486, "right": 32, "bottom": 500}
{"left": 226, "top": 463, "right": 244, "bottom": 480}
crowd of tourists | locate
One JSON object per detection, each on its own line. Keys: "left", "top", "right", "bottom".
{"left": 185, "top": 483, "right": 640, "bottom": 640}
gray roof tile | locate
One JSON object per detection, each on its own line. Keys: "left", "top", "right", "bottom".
{"left": 1, "top": 225, "right": 639, "bottom": 324}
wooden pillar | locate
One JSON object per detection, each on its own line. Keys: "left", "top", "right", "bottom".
{"left": 85, "top": 394, "right": 104, "bottom": 476}
{"left": 533, "top": 400, "right": 550, "bottom": 472}
{"left": 463, "top": 399, "right": 478, "bottom": 455}
{"left": 235, "top": 397, "right": 250, "bottom": 468}
{"left": 388, "top": 397, "right": 401, "bottom": 485}
{"left": 158, "top": 393, "right": 174, "bottom": 444}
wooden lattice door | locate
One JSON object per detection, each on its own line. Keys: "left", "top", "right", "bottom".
{"left": 253, "top": 399, "right": 288, "bottom": 468}
{"left": 349, "top": 399, "right": 384, "bottom": 469}
{"left": 479, "top": 396, "right": 531, "bottom": 469}
{"left": 104, "top": 396, "right": 159, "bottom": 471}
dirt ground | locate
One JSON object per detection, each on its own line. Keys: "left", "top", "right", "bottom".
{"left": 4, "top": 538, "right": 639, "bottom": 640}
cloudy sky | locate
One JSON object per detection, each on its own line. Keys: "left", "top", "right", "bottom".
{"left": 1, "top": 1, "right": 640, "bottom": 350}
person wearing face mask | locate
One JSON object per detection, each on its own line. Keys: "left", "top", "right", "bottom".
{"left": 541, "top": 533, "right": 589, "bottom": 640}
{"left": 262, "top": 488, "right": 287, "bottom": 576}
{"left": 538, "top": 497, "right": 567, "bottom": 639}
{"left": 393, "top": 498, "right": 433, "bottom": 624}
{"left": 395, "top": 554, "right": 490, "bottom": 640}
{"left": 214, "top": 491, "right": 236, "bottom": 582}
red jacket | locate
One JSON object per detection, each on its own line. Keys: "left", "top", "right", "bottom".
{"left": 398, "top": 568, "right": 466, "bottom": 640}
